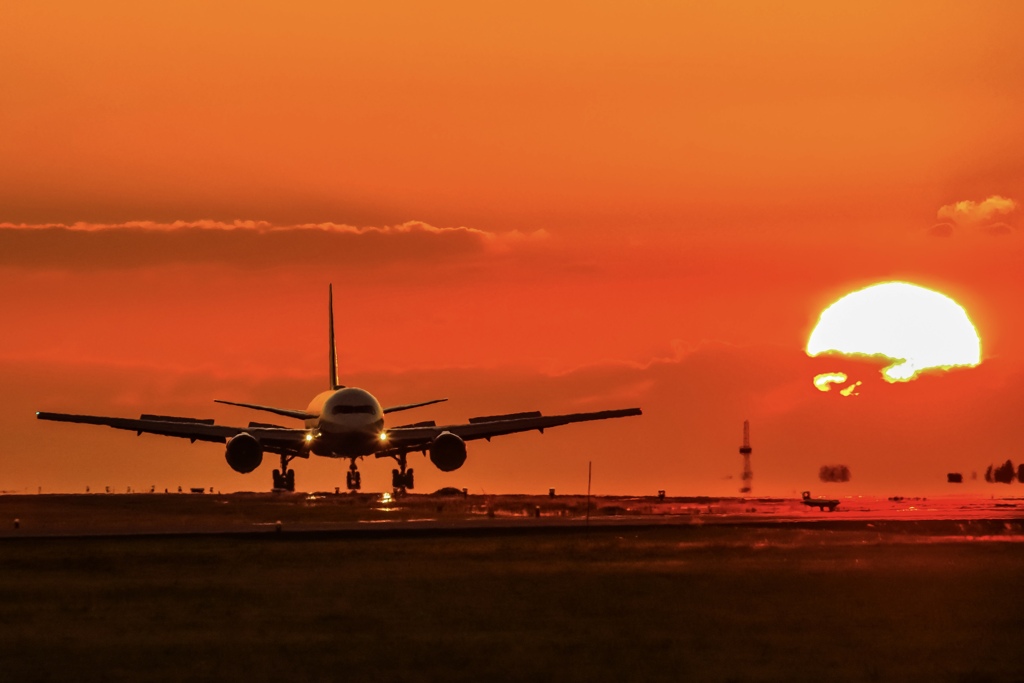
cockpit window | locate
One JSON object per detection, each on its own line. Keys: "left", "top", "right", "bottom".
{"left": 332, "top": 404, "right": 376, "bottom": 415}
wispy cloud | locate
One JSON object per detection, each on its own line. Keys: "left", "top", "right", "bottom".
{"left": 0, "top": 220, "right": 548, "bottom": 269}
{"left": 1, "top": 219, "right": 491, "bottom": 236}
{"left": 929, "top": 195, "right": 1018, "bottom": 237}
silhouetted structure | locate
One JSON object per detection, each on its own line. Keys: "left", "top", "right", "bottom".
{"left": 947, "top": 473, "right": 963, "bottom": 484}
{"left": 819, "top": 465, "right": 851, "bottom": 483}
{"left": 739, "top": 420, "right": 753, "bottom": 494}
{"left": 988, "top": 460, "right": 1016, "bottom": 484}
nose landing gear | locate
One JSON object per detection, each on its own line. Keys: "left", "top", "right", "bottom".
{"left": 345, "top": 460, "right": 362, "bottom": 490}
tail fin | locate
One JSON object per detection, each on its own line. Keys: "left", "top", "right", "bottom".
{"left": 328, "top": 284, "right": 341, "bottom": 390}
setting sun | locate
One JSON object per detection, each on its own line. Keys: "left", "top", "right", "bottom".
{"left": 807, "top": 282, "right": 982, "bottom": 383}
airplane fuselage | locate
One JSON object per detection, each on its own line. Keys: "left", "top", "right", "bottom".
{"left": 304, "top": 387, "right": 386, "bottom": 458}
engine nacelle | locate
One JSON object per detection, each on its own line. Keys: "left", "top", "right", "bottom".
{"left": 225, "top": 432, "right": 263, "bottom": 474}
{"left": 429, "top": 431, "right": 467, "bottom": 472}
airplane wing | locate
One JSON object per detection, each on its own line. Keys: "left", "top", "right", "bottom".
{"left": 379, "top": 407, "right": 642, "bottom": 455}
{"left": 36, "top": 412, "right": 310, "bottom": 455}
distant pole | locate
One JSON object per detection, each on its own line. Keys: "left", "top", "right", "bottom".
{"left": 739, "top": 419, "right": 753, "bottom": 496}
{"left": 586, "top": 460, "right": 592, "bottom": 528}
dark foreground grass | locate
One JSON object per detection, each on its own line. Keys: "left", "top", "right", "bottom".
{"left": 0, "top": 528, "right": 1021, "bottom": 682}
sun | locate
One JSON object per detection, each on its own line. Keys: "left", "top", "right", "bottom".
{"left": 807, "top": 282, "right": 981, "bottom": 385}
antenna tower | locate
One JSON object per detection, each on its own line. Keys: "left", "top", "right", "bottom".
{"left": 739, "top": 419, "right": 753, "bottom": 495}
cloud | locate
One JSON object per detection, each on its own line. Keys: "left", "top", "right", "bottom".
{"left": 930, "top": 195, "right": 1018, "bottom": 237}
{"left": 0, "top": 220, "right": 548, "bottom": 270}
{"left": 926, "top": 222, "right": 955, "bottom": 238}
{"left": 2, "top": 219, "right": 489, "bottom": 237}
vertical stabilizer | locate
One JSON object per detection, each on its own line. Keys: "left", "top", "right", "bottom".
{"left": 328, "top": 284, "right": 340, "bottom": 389}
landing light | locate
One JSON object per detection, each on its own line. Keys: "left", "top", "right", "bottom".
{"left": 304, "top": 433, "right": 314, "bottom": 443}
{"left": 379, "top": 431, "right": 388, "bottom": 442}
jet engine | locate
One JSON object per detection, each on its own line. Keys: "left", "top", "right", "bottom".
{"left": 225, "top": 432, "right": 263, "bottom": 474}
{"left": 429, "top": 431, "right": 467, "bottom": 472}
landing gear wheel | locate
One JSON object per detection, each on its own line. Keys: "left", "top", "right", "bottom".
{"left": 272, "top": 453, "right": 296, "bottom": 492}
{"left": 391, "top": 468, "right": 414, "bottom": 490}
{"left": 272, "top": 466, "right": 296, "bottom": 492}
{"left": 346, "top": 462, "right": 361, "bottom": 491}
{"left": 391, "top": 455, "right": 414, "bottom": 495}
{"left": 387, "top": 450, "right": 411, "bottom": 493}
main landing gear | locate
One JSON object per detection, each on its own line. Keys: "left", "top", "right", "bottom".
{"left": 345, "top": 460, "right": 362, "bottom": 491}
{"left": 272, "top": 454, "right": 296, "bottom": 492}
{"left": 389, "top": 451, "right": 414, "bottom": 495}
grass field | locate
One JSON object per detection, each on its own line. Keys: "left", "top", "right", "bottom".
{"left": 1, "top": 527, "right": 1022, "bottom": 682}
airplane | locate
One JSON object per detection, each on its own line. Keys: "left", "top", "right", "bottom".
{"left": 37, "top": 285, "right": 642, "bottom": 493}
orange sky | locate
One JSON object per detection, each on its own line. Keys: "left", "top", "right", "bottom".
{"left": 2, "top": 2, "right": 1023, "bottom": 496}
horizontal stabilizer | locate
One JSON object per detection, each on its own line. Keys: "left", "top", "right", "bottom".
{"left": 383, "top": 398, "right": 448, "bottom": 414}
{"left": 215, "top": 399, "right": 316, "bottom": 420}
{"left": 140, "top": 414, "right": 215, "bottom": 425}
{"left": 468, "top": 411, "right": 541, "bottom": 424}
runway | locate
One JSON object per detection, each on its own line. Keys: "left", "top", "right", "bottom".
{"left": 2, "top": 491, "right": 1022, "bottom": 682}
{"left": 1, "top": 491, "right": 1021, "bottom": 539}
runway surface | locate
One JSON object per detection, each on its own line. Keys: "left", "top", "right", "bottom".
{"left": 2, "top": 492, "right": 1022, "bottom": 682}
{"left": 1, "top": 491, "right": 1021, "bottom": 539}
